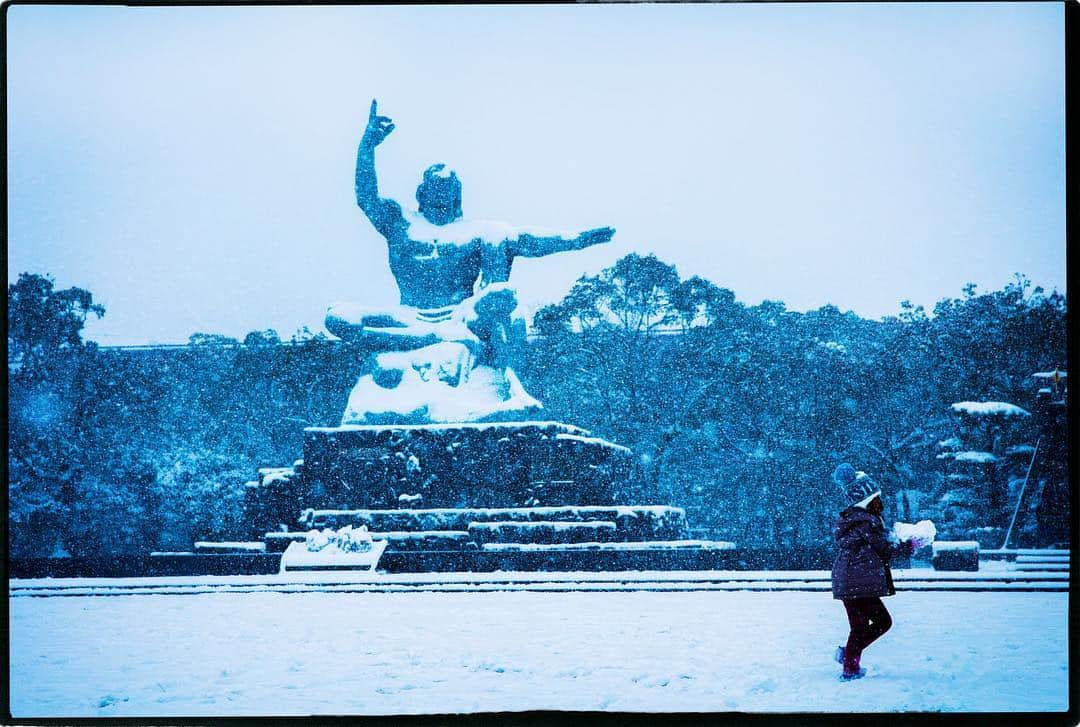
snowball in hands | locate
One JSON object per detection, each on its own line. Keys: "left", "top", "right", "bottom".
{"left": 893, "top": 520, "right": 937, "bottom": 550}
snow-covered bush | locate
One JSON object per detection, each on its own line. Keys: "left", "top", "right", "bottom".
{"left": 304, "top": 525, "right": 375, "bottom": 553}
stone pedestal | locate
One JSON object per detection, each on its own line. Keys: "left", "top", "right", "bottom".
{"left": 301, "top": 421, "right": 633, "bottom": 510}
{"left": 229, "top": 420, "right": 737, "bottom": 572}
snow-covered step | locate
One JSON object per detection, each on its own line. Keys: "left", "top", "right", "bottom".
{"left": 480, "top": 539, "right": 737, "bottom": 552}
{"left": 1012, "top": 563, "right": 1069, "bottom": 571}
{"left": 982, "top": 549, "right": 1070, "bottom": 562}
{"left": 300, "top": 506, "right": 690, "bottom": 541}
{"left": 10, "top": 567, "right": 1068, "bottom": 592}
{"left": 1015, "top": 559, "right": 1069, "bottom": 566}
{"left": 9, "top": 578, "right": 1067, "bottom": 598}
{"left": 9, "top": 566, "right": 1068, "bottom": 598}
{"left": 468, "top": 521, "right": 618, "bottom": 545}
{"left": 263, "top": 532, "right": 309, "bottom": 552}
{"left": 983, "top": 548, "right": 1070, "bottom": 556}
{"left": 192, "top": 541, "right": 266, "bottom": 554}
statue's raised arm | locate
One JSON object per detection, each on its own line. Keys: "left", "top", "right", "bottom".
{"left": 355, "top": 99, "right": 407, "bottom": 239}
{"left": 510, "top": 226, "right": 615, "bottom": 259}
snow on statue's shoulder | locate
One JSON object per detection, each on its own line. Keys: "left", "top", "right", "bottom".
{"left": 950, "top": 401, "right": 1030, "bottom": 418}
{"left": 404, "top": 213, "right": 524, "bottom": 246}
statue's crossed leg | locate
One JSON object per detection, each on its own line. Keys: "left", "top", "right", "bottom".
{"left": 325, "top": 302, "right": 474, "bottom": 353}
{"left": 326, "top": 284, "right": 523, "bottom": 366}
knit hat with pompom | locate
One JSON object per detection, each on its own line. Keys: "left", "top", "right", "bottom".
{"left": 832, "top": 463, "right": 881, "bottom": 508}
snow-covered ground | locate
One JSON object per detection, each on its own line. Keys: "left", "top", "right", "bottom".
{"left": 9, "top": 589, "right": 1067, "bottom": 716}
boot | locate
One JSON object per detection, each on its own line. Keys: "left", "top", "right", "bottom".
{"left": 835, "top": 645, "right": 845, "bottom": 664}
{"left": 841, "top": 649, "right": 866, "bottom": 681}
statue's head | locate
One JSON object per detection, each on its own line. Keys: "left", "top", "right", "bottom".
{"left": 416, "top": 164, "right": 462, "bottom": 225}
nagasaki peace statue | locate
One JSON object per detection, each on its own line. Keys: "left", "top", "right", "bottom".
{"left": 327, "top": 100, "right": 615, "bottom": 425}
{"left": 227, "top": 100, "right": 731, "bottom": 569}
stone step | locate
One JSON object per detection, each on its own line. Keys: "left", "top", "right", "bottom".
{"left": 263, "top": 532, "right": 309, "bottom": 552}
{"left": 480, "top": 539, "right": 736, "bottom": 552}
{"left": 193, "top": 541, "right": 266, "bottom": 554}
{"left": 468, "top": 521, "right": 618, "bottom": 545}
{"left": 302, "top": 505, "right": 689, "bottom": 541}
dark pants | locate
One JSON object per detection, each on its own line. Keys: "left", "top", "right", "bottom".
{"left": 842, "top": 597, "right": 893, "bottom": 670}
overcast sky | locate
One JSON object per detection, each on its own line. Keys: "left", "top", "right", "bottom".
{"left": 7, "top": 3, "right": 1065, "bottom": 345}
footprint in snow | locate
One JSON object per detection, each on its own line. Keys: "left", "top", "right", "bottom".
{"left": 749, "top": 679, "right": 777, "bottom": 695}
{"left": 558, "top": 667, "right": 591, "bottom": 678}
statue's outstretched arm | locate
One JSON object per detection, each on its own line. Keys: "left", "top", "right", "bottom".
{"left": 356, "top": 99, "right": 406, "bottom": 238}
{"left": 511, "top": 226, "right": 615, "bottom": 258}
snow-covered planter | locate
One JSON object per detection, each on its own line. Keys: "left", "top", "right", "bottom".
{"left": 280, "top": 526, "right": 388, "bottom": 572}
{"left": 305, "top": 525, "right": 375, "bottom": 553}
{"left": 270, "top": 529, "right": 473, "bottom": 553}
{"left": 932, "top": 541, "right": 979, "bottom": 571}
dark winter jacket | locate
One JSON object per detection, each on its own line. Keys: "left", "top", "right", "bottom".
{"left": 831, "top": 507, "right": 913, "bottom": 600}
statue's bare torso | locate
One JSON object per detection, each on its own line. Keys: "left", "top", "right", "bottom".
{"left": 386, "top": 214, "right": 521, "bottom": 309}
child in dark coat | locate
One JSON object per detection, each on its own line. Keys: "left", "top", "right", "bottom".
{"left": 831, "top": 463, "right": 914, "bottom": 680}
